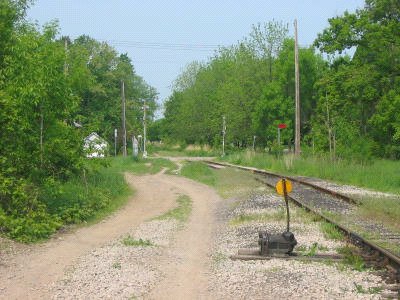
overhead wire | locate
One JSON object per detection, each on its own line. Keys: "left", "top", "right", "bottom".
{"left": 105, "top": 39, "right": 222, "bottom": 52}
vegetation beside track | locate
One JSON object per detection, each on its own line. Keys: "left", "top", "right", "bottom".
{"left": 180, "top": 161, "right": 260, "bottom": 199}
{"left": 220, "top": 150, "right": 400, "bottom": 194}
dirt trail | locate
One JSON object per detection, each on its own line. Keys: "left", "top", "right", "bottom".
{"left": 148, "top": 175, "right": 219, "bottom": 299}
{"left": 0, "top": 171, "right": 220, "bottom": 299}
{"left": 0, "top": 173, "right": 178, "bottom": 299}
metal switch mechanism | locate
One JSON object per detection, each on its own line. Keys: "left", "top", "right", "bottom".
{"left": 258, "top": 178, "right": 297, "bottom": 256}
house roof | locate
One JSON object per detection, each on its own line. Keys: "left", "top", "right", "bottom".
{"left": 84, "top": 132, "right": 108, "bottom": 145}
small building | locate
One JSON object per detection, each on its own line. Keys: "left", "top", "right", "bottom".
{"left": 84, "top": 132, "right": 108, "bottom": 158}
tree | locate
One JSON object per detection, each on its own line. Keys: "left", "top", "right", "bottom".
{"left": 313, "top": 0, "right": 400, "bottom": 159}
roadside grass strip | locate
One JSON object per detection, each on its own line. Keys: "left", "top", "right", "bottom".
{"left": 111, "top": 156, "right": 177, "bottom": 175}
{"left": 154, "top": 195, "right": 192, "bottom": 223}
{"left": 180, "top": 162, "right": 217, "bottom": 186}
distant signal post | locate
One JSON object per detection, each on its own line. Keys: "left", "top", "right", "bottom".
{"left": 294, "top": 19, "right": 301, "bottom": 156}
{"left": 278, "top": 123, "right": 287, "bottom": 146}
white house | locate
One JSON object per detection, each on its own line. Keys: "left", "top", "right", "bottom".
{"left": 84, "top": 132, "right": 109, "bottom": 158}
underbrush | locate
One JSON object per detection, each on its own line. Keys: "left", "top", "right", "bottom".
{"left": 0, "top": 156, "right": 176, "bottom": 243}
{"left": 148, "top": 142, "right": 218, "bottom": 157}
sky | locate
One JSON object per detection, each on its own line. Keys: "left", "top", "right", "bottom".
{"left": 27, "top": 0, "right": 365, "bottom": 111}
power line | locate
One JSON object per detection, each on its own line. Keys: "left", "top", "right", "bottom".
{"left": 105, "top": 39, "right": 222, "bottom": 52}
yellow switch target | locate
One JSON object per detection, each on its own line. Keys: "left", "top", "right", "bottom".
{"left": 276, "top": 179, "right": 292, "bottom": 195}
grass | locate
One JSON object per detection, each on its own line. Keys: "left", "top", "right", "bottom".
{"left": 320, "top": 222, "right": 344, "bottom": 241}
{"left": 296, "top": 243, "right": 329, "bottom": 256}
{"left": 212, "top": 252, "right": 228, "bottom": 265}
{"left": 221, "top": 150, "right": 400, "bottom": 195}
{"left": 357, "top": 196, "right": 400, "bottom": 231}
{"left": 354, "top": 284, "right": 383, "bottom": 294}
{"left": 337, "top": 245, "right": 366, "bottom": 271}
{"left": 112, "top": 262, "right": 122, "bottom": 269}
{"left": 110, "top": 156, "right": 177, "bottom": 175}
{"left": 229, "top": 209, "right": 285, "bottom": 226}
{"left": 121, "top": 236, "right": 153, "bottom": 247}
{"left": 180, "top": 162, "right": 217, "bottom": 186}
{"left": 180, "top": 161, "right": 261, "bottom": 199}
{"left": 155, "top": 195, "right": 192, "bottom": 223}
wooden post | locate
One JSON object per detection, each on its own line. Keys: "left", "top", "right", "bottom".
{"left": 222, "top": 116, "right": 226, "bottom": 156}
{"left": 143, "top": 100, "right": 148, "bottom": 158}
{"left": 282, "top": 178, "right": 290, "bottom": 232}
{"left": 121, "top": 81, "right": 127, "bottom": 157}
{"left": 294, "top": 19, "right": 301, "bottom": 156}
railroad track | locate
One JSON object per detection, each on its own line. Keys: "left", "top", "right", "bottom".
{"left": 205, "top": 160, "right": 400, "bottom": 287}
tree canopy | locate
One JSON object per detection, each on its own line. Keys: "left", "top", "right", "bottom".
{"left": 0, "top": 0, "right": 157, "bottom": 240}
{"left": 163, "top": 0, "right": 399, "bottom": 160}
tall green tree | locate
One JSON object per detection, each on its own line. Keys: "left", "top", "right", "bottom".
{"left": 313, "top": 0, "right": 400, "bottom": 158}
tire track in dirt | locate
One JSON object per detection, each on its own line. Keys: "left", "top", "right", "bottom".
{"left": 147, "top": 175, "right": 220, "bottom": 299}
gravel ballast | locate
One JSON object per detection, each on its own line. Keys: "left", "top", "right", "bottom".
{"left": 208, "top": 191, "right": 395, "bottom": 299}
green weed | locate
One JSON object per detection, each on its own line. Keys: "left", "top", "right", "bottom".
{"left": 122, "top": 236, "right": 153, "bottom": 247}
{"left": 112, "top": 262, "right": 122, "bottom": 269}
{"left": 230, "top": 210, "right": 285, "bottom": 226}
{"left": 354, "top": 283, "right": 382, "bottom": 294}
{"left": 306, "top": 243, "right": 318, "bottom": 256}
{"left": 320, "top": 222, "right": 344, "bottom": 241}
{"left": 212, "top": 252, "right": 228, "bottom": 264}
{"left": 155, "top": 195, "right": 192, "bottom": 223}
{"left": 337, "top": 246, "right": 366, "bottom": 271}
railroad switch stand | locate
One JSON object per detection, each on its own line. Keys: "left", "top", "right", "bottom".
{"left": 258, "top": 178, "right": 297, "bottom": 256}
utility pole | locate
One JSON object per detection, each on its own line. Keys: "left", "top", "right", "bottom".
{"left": 114, "top": 128, "right": 117, "bottom": 156}
{"left": 252, "top": 135, "right": 256, "bottom": 151}
{"left": 143, "top": 100, "right": 148, "bottom": 158}
{"left": 278, "top": 127, "right": 281, "bottom": 146}
{"left": 64, "top": 38, "right": 69, "bottom": 76}
{"left": 222, "top": 116, "right": 226, "bottom": 157}
{"left": 294, "top": 19, "right": 301, "bottom": 156}
{"left": 121, "top": 80, "right": 127, "bottom": 156}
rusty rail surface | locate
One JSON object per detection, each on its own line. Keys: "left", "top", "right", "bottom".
{"left": 205, "top": 160, "right": 358, "bottom": 204}
{"left": 204, "top": 160, "right": 400, "bottom": 280}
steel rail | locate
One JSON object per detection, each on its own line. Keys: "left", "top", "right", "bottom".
{"left": 205, "top": 160, "right": 358, "bottom": 204}
{"left": 204, "top": 160, "right": 400, "bottom": 276}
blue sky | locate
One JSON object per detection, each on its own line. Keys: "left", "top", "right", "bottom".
{"left": 27, "top": 0, "right": 365, "bottom": 109}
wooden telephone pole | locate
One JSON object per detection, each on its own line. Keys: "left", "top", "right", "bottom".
{"left": 294, "top": 19, "right": 301, "bottom": 156}
{"left": 121, "top": 80, "right": 127, "bottom": 156}
{"left": 143, "top": 100, "right": 148, "bottom": 158}
{"left": 222, "top": 116, "right": 226, "bottom": 157}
